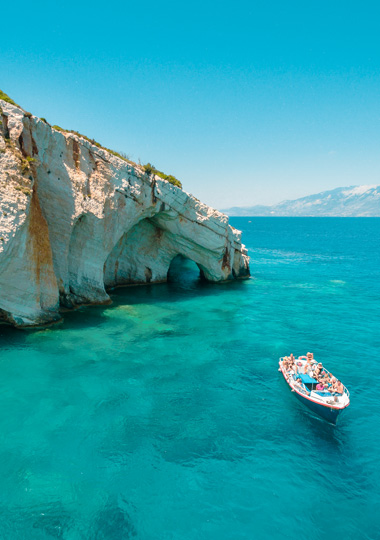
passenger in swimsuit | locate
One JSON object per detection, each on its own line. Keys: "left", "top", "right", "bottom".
{"left": 304, "top": 353, "right": 314, "bottom": 374}
{"left": 282, "top": 356, "right": 289, "bottom": 369}
{"left": 313, "top": 362, "right": 323, "bottom": 379}
{"left": 286, "top": 354, "right": 297, "bottom": 372}
{"left": 328, "top": 378, "right": 344, "bottom": 401}
{"left": 281, "top": 357, "right": 291, "bottom": 379}
{"left": 319, "top": 371, "right": 330, "bottom": 384}
{"left": 317, "top": 374, "right": 327, "bottom": 384}
{"left": 292, "top": 357, "right": 299, "bottom": 374}
{"left": 328, "top": 377, "right": 337, "bottom": 393}
{"left": 292, "top": 373, "right": 303, "bottom": 391}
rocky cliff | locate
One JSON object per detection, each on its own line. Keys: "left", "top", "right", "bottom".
{"left": 0, "top": 97, "right": 250, "bottom": 327}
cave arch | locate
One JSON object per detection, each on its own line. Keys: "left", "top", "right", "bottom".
{"left": 103, "top": 217, "right": 178, "bottom": 289}
{"left": 103, "top": 217, "right": 212, "bottom": 290}
{"left": 167, "top": 254, "right": 204, "bottom": 285}
{"left": 68, "top": 205, "right": 240, "bottom": 306}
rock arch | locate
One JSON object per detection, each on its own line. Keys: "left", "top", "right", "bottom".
{"left": 102, "top": 210, "right": 245, "bottom": 291}
{"left": 167, "top": 254, "right": 203, "bottom": 284}
{"left": 103, "top": 218, "right": 178, "bottom": 289}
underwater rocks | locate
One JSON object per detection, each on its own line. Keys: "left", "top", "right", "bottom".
{"left": 0, "top": 98, "right": 250, "bottom": 327}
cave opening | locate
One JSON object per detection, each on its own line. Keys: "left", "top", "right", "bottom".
{"left": 167, "top": 255, "right": 204, "bottom": 287}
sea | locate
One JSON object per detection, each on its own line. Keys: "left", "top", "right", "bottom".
{"left": 0, "top": 217, "right": 379, "bottom": 540}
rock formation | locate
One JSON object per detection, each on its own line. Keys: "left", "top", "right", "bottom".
{"left": 0, "top": 97, "right": 250, "bottom": 327}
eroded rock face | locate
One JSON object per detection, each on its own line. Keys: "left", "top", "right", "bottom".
{"left": 0, "top": 99, "right": 250, "bottom": 327}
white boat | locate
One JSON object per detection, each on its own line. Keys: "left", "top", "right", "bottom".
{"left": 279, "top": 357, "right": 350, "bottom": 424}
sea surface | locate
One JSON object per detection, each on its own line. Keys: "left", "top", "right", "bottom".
{"left": 0, "top": 217, "right": 379, "bottom": 540}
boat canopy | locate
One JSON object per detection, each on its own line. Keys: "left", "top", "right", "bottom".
{"left": 298, "top": 373, "right": 317, "bottom": 384}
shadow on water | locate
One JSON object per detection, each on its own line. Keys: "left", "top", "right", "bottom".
{"left": 90, "top": 495, "right": 137, "bottom": 539}
{"left": 0, "top": 256, "right": 251, "bottom": 341}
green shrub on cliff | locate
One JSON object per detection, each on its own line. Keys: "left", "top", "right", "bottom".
{"left": 143, "top": 163, "right": 182, "bottom": 189}
{"left": 15, "top": 185, "right": 31, "bottom": 196}
{"left": 51, "top": 126, "right": 136, "bottom": 166}
{"left": 0, "top": 90, "right": 20, "bottom": 108}
{"left": 21, "top": 159, "right": 30, "bottom": 174}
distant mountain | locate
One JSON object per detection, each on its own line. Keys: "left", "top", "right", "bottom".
{"left": 222, "top": 185, "right": 380, "bottom": 217}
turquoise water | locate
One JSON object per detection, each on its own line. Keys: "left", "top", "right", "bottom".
{"left": 1, "top": 217, "right": 379, "bottom": 539}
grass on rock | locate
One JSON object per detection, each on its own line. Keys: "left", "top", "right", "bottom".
{"left": 0, "top": 90, "right": 183, "bottom": 189}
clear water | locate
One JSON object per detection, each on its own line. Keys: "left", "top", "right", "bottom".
{"left": 0, "top": 217, "right": 379, "bottom": 540}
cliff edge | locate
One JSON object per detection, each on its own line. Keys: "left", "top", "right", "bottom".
{"left": 0, "top": 96, "right": 250, "bottom": 327}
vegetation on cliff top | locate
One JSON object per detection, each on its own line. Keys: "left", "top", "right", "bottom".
{"left": 0, "top": 90, "right": 20, "bottom": 108}
{"left": 51, "top": 125, "right": 137, "bottom": 166}
{"left": 143, "top": 163, "right": 182, "bottom": 188}
{"left": 0, "top": 89, "right": 183, "bottom": 189}
{"left": 52, "top": 126, "right": 182, "bottom": 189}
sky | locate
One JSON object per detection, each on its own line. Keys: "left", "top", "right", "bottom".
{"left": 2, "top": 0, "right": 380, "bottom": 208}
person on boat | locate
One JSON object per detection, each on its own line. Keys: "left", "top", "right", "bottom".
{"left": 285, "top": 354, "right": 294, "bottom": 369}
{"left": 282, "top": 356, "right": 290, "bottom": 370}
{"left": 328, "top": 377, "right": 336, "bottom": 389}
{"left": 281, "top": 358, "right": 292, "bottom": 381}
{"left": 327, "top": 377, "right": 344, "bottom": 401}
{"left": 286, "top": 355, "right": 293, "bottom": 370}
{"left": 313, "top": 362, "right": 324, "bottom": 379}
{"left": 318, "top": 373, "right": 329, "bottom": 384}
{"left": 303, "top": 353, "right": 314, "bottom": 374}
{"left": 319, "top": 371, "right": 331, "bottom": 384}
{"left": 316, "top": 365, "right": 330, "bottom": 382}
{"left": 292, "top": 374, "right": 311, "bottom": 396}
{"left": 292, "top": 373, "right": 302, "bottom": 389}
{"left": 291, "top": 357, "right": 299, "bottom": 373}
{"left": 329, "top": 376, "right": 340, "bottom": 391}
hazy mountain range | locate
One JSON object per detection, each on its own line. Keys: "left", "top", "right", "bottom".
{"left": 222, "top": 185, "right": 380, "bottom": 217}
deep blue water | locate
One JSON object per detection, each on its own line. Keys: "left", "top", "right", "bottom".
{"left": 0, "top": 217, "right": 379, "bottom": 539}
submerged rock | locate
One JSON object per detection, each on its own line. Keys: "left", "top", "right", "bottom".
{"left": 0, "top": 98, "right": 250, "bottom": 327}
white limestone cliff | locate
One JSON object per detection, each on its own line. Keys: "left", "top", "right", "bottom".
{"left": 0, "top": 98, "right": 250, "bottom": 327}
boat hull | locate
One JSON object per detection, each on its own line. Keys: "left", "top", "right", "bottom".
{"left": 293, "top": 389, "right": 341, "bottom": 424}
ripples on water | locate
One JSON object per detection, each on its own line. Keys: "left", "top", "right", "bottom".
{"left": 0, "top": 218, "right": 379, "bottom": 539}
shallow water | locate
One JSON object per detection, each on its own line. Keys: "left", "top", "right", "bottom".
{"left": 0, "top": 217, "right": 379, "bottom": 539}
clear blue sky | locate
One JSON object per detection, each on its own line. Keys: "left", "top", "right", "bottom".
{"left": 2, "top": 0, "right": 380, "bottom": 208}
